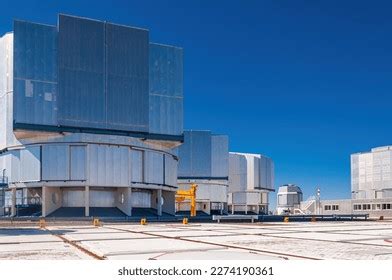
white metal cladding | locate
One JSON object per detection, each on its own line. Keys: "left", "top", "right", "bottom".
{"left": 20, "top": 147, "right": 40, "bottom": 182}
{"left": 131, "top": 190, "right": 151, "bottom": 207}
{"left": 90, "top": 189, "right": 116, "bottom": 207}
{"left": 62, "top": 189, "right": 84, "bottom": 207}
{"left": 13, "top": 20, "right": 58, "bottom": 126}
{"left": 211, "top": 135, "right": 229, "bottom": 178}
{"left": 149, "top": 43, "right": 183, "bottom": 135}
{"left": 164, "top": 154, "right": 178, "bottom": 187}
{"left": 229, "top": 152, "right": 274, "bottom": 193}
{"left": 130, "top": 149, "right": 143, "bottom": 182}
{"left": 88, "top": 144, "right": 129, "bottom": 187}
{"left": 144, "top": 151, "right": 164, "bottom": 185}
{"left": 70, "top": 145, "right": 87, "bottom": 180}
{"left": 42, "top": 145, "right": 69, "bottom": 181}
{"left": 351, "top": 147, "right": 392, "bottom": 199}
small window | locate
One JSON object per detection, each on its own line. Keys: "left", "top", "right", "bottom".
{"left": 371, "top": 204, "right": 376, "bottom": 210}
{"left": 387, "top": 204, "right": 391, "bottom": 210}
{"left": 324, "top": 205, "right": 331, "bottom": 211}
{"left": 332, "top": 205, "right": 339, "bottom": 211}
{"left": 376, "top": 204, "right": 381, "bottom": 210}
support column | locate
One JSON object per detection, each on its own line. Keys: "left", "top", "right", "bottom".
{"left": 245, "top": 204, "right": 248, "bottom": 215}
{"left": 231, "top": 205, "right": 235, "bottom": 215}
{"left": 11, "top": 188, "right": 16, "bottom": 217}
{"left": 128, "top": 187, "right": 132, "bottom": 216}
{"left": 157, "top": 189, "right": 162, "bottom": 216}
{"left": 85, "top": 186, "right": 90, "bottom": 217}
{"left": 256, "top": 205, "right": 260, "bottom": 215}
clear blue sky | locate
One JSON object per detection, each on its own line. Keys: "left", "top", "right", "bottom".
{"left": 1, "top": 0, "right": 391, "bottom": 203}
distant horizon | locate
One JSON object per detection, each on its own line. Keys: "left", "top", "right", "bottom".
{"left": 1, "top": 0, "right": 391, "bottom": 209}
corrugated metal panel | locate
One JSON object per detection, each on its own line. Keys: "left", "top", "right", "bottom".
{"left": 228, "top": 153, "right": 247, "bottom": 192}
{"left": 130, "top": 149, "right": 143, "bottom": 182}
{"left": 149, "top": 43, "right": 183, "bottom": 135}
{"left": 88, "top": 144, "right": 129, "bottom": 186}
{"left": 58, "top": 14, "right": 106, "bottom": 128}
{"left": 131, "top": 190, "right": 151, "bottom": 207}
{"left": 211, "top": 135, "right": 229, "bottom": 178}
{"left": 177, "top": 131, "right": 192, "bottom": 176}
{"left": 42, "top": 144, "right": 69, "bottom": 181}
{"left": 13, "top": 20, "right": 58, "bottom": 126}
{"left": 62, "top": 189, "right": 84, "bottom": 207}
{"left": 70, "top": 145, "right": 86, "bottom": 180}
{"left": 90, "top": 189, "right": 115, "bottom": 207}
{"left": 20, "top": 146, "right": 40, "bottom": 182}
{"left": 144, "top": 151, "right": 164, "bottom": 185}
{"left": 106, "top": 23, "right": 149, "bottom": 132}
{"left": 164, "top": 154, "right": 178, "bottom": 187}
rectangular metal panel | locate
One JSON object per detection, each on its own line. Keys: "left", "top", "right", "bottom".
{"left": 10, "top": 151, "right": 21, "bottom": 182}
{"left": 177, "top": 131, "right": 192, "bottom": 176}
{"left": 130, "top": 149, "right": 143, "bottom": 182}
{"left": 164, "top": 154, "right": 177, "bottom": 187}
{"left": 211, "top": 135, "right": 229, "bottom": 177}
{"left": 58, "top": 14, "right": 106, "bottom": 128}
{"left": 131, "top": 190, "right": 151, "bottom": 208}
{"left": 20, "top": 146, "right": 41, "bottom": 182}
{"left": 13, "top": 20, "right": 58, "bottom": 126}
{"left": 62, "top": 189, "right": 84, "bottom": 207}
{"left": 88, "top": 144, "right": 129, "bottom": 186}
{"left": 42, "top": 145, "right": 69, "bottom": 181}
{"left": 144, "top": 151, "right": 164, "bottom": 185}
{"left": 70, "top": 145, "right": 87, "bottom": 180}
{"left": 106, "top": 23, "right": 149, "bottom": 132}
{"left": 149, "top": 43, "right": 183, "bottom": 135}
{"left": 90, "top": 189, "right": 115, "bottom": 207}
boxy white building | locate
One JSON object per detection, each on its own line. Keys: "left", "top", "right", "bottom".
{"left": 228, "top": 152, "right": 274, "bottom": 214}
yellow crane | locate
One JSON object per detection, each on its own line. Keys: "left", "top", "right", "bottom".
{"left": 176, "top": 184, "right": 197, "bottom": 217}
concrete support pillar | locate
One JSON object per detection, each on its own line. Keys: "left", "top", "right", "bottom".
{"left": 231, "top": 205, "right": 235, "bottom": 215}
{"left": 245, "top": 204, "right": 248, "bottom": 215}
{"left": 11, "top": 188, "right": 16, "bottom": 217}
{"left": 85, "top": 186, "right": 90, "bottom": 217}
{"left": 157, "top": 189, "right": 162, "bottom": 216}
{"left": 256, "top": 205, "right": 260, "bottom": 214}
{"left": 128, "top": 187, "right": 132, "bottom": 216}
{"left": 42, "top": 186, "right": 47, "bottom": 217}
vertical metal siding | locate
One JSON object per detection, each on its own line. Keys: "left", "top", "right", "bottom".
{"left": 164, "top": 154, "right": 178, "bottom": 187}
{"left": 70, "top": 145, "right": 87, "bottom": 180}
{"left": 130, "top": 149, "right": 143, "bottom": 182}
{"left": 42, "top": 145, "right": 69, "bottom": 181}
{"left": 20, "top": 146, "right": 40, "bottom": 182}
{"left": 144, "top": 151, "right": 164, "bottom": 185}
{"left": 211, "top": 135, "right": 229, "bottom": 178}
{"left": 190, "top": 131, "right": 211, "bottom": 177}
{"left": 106, "top": 23, "right": 149, "bottom": 132}
{"left": 58, "top": 15, "right": 106, "bottom": 128}
{"left": 13, "top": 20, "right": 58, "bottom": 126}
{"left": 149, "top": 43, "right": 183, "bottom": 135}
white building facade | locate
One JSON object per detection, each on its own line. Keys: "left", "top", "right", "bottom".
{"left": 228, "top": 152, "right": 274, "bottom": 214}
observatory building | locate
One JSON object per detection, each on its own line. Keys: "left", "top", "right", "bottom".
{"left": 176, "top": 130, "right": 229, "bottom": 215}
{"left": 0, "top": 14, "right": 183, "bottom": 217}
{"left": 228, "top": 152, "right": 274, "bottom": 214}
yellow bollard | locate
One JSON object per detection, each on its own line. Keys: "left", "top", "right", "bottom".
{"left": 140, "top": 218, "right": 147, "bottom": 225}
{"left": 283, "top": 216, "right": 289, "bottom": 223}
{"left": 311, "top": 217, "right": 317, "bottom": 222}
{"left": 93, "top": 218, "right": 101, "bottom": 227}
{"left": 183, "top": 217, "right": 188, "bottom": 225}
{"left": 39, "top": 218, "right": 46, "bottom": 229}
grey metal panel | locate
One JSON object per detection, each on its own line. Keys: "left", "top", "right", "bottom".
{"left": 149, "top": 43, "right": 183, "bottom": 135}
{"left": 130, "top": 149, "right": 143, "bottom": 182}
{"left": 177, "top": 131, "right": 192, "bottom": 176}
{"left": 13, "top": 20, "right": 58, "bottom": 126}
{"left": 90, "top": 189, "right": 115, "bottom": 207}
{"left": 10, "top": 151, "right": 21, "bottom": 182}
{"left": 70, "top": 145, "right": 86, "bottom": 180}
{"left": 42, "top": 144, "right": 69, "bottom": 181}
{"left": 20, "top": 146, "right": 40, "bottom": 182}
{"left": 228, "top": 153, "right": 247, "bottom": 192}
{"left": 144, "top": 151, "right": 164, "bottom": 185}
{"left": 131, "top": 190, "right": 151, "bottom": 207}
{"left": 58, "top": 14, "right": 106, "bottom": 128}
{"left": 211, "top": 135, "right": 229, "bottom": 178}
{"left": 62, "top": 189, "right": 84, "bottom": 207}
{"left": 88, "top": 144, "right": 129, "bottom": 186}
{"left": 106, "top": 23, "right": 149, "bottom": 132}
{"left": 165, "top": 154, "right": 178, "bottom": 187}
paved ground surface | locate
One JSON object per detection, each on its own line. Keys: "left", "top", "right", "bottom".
{"left": 1, "top": 220, "right": 392, "bottom": 260}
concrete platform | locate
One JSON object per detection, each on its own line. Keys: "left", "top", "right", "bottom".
{"left": 1, "top": 221, "right": 392, "bottom": 260}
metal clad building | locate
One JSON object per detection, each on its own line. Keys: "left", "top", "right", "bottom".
{"left": 177, "top": 130, "right": 229, "bottom": 214}
{"left": 0, "top": 14, "right": 183, "bottom": 218}
{"left": 228, "top": 152, "right": 274, "bottom": 214}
